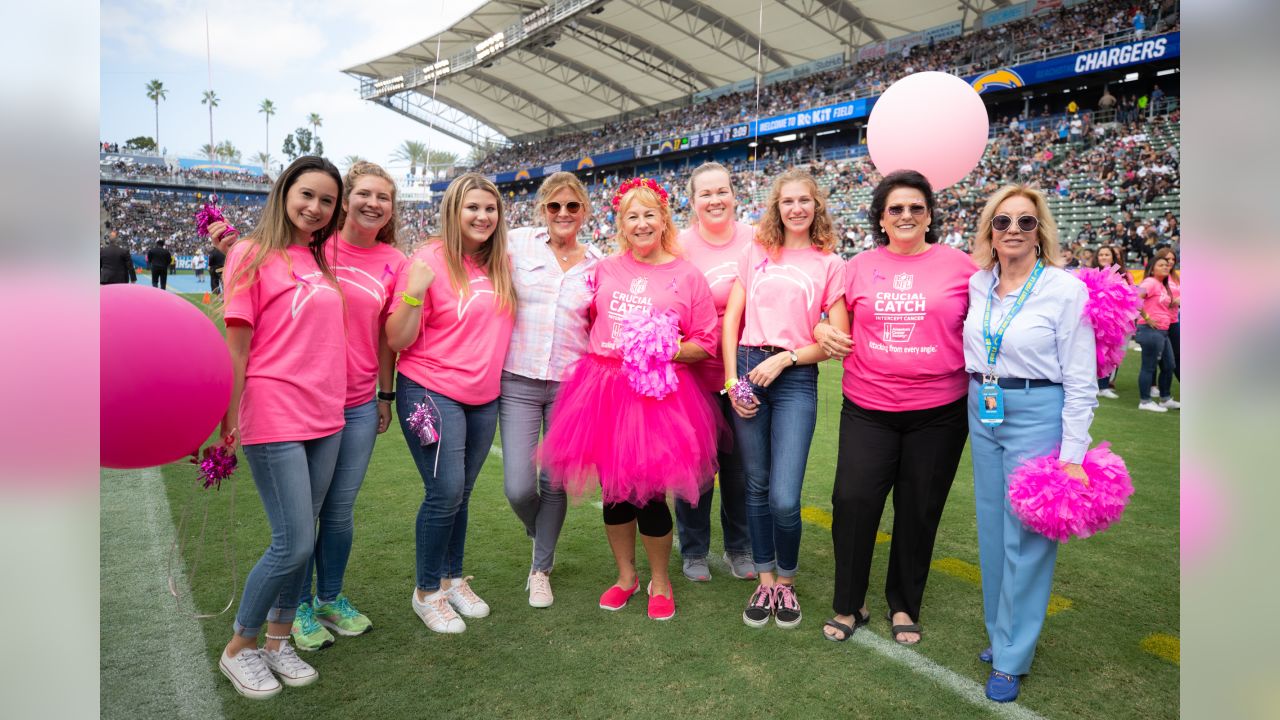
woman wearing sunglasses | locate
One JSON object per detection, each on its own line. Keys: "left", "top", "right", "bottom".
{"left": 500, "top": 172, "right": 603, "bottom": 607}
{"left": 963, "top": 185, "right": 1097, "bottom": 702}
{"left": 815, "top": 170, "right": 975, "bottom": 645}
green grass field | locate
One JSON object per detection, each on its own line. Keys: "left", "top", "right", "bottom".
{"left": 101, "top": 295, "right": 1179, "bottom": 719}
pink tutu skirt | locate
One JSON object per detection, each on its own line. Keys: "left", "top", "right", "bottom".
{"left": 540, "top": 354, "right": 722, "bottom": 506}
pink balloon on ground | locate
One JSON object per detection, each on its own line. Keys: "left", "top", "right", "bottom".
{"left": 867, "top": 71, "right": 990, "bottom": 190}
{"left": 100, "top": 285, "right": 232, "bottom": 469}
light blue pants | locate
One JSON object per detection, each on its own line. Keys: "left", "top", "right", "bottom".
{"left": 967, "top": 379, "right": 1062, "bottom": 676}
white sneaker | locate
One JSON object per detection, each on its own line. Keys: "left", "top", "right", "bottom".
{"left": 527, "top": 571, "right": 554, "bottom": 608}
{"left": 261, "top": 641, "right": 319, "bottom": 687}
{"left": 1150, "top": 386, "right": 1160, "bottom": 398}
{"left": 219, "top": 648, "right": 282, "bottom": 700}
{"left": 1129, "top": 341, "right": 1141, "bottom": 351}
{"left": 445, "top": 576, "right": 491, "bottom": 618}
{"left": 413, "top": 589, "right": 466, "bottom": 633}
{"left": 1138, "top": 400, "right": 1168, "bottom": 413}
{"left": 1160, "top": 398, "right": 1181, "bottom": 409}
{"left": 1098, "top": 388, "right": 1120, "bottom": 399}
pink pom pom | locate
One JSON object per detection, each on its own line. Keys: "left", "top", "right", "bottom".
{"left": 193, "top": 444, "right": 237, "bottom": 490}
{"left": 408, "top": 400, "right": 440, "bottom": 446}
{"left": 1008, "top": 442, "right": 1134, "bottom": 542}
{"left": 619, "top": 308, "right": 680, "bottom": 400}
{"left": 195, "top": 201, "right": 237, "bottom": 238}
{"left": 1077, "top": 266, "right": 1141, "bottom": 376}
{"left": 729, "top": 378, "right": 757, "bottom": 406}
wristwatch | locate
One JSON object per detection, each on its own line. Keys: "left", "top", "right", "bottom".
{"left": 377, "top": 391, "right": 396, "bottom": 402}
{"left": 788, "top": 350, "right": 798, "bottom": 366}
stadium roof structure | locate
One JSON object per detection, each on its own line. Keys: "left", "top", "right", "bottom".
{"left": 343, "top": 0, "right": 1007, "bottom": 146}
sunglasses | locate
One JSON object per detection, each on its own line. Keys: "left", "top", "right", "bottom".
{"left": 886, "top": 203, "right": 928, "bottom": 217}
{"left": 991, "top": 214, "right": 1039, "bottom": 233}
{"left": 545, "top": 201, "right": 583, "bottom": 215}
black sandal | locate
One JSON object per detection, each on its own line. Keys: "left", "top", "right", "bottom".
{"left": 886, "top": 611, "right": 923, "bottom": 645}
{"left": 822, "top": 610, "right": 870, "bottom": 642}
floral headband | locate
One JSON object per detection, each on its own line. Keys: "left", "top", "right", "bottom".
{"left": 611, "top": 177, "right": 669, "bottom": 211}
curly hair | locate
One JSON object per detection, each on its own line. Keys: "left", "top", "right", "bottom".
{"left": 340, "top": 161, "right": 399, "bottom": 246}
{"left": 755, "top": 168, "right": 836, "bottom": 257}
{"left": 867, "top": 170, "right": 940, "bottom": 246}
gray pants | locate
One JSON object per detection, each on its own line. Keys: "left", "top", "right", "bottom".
{"left": 498, "top": 371, "right": 568, "bottom": 573}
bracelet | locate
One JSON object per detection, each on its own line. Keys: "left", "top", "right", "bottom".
{"left": 673, "top": 343, "right": 682, "bottom": 361}
{"left": 400, "top": 291, "right": 423, "bottom": 307}
{"left": 724, "top": 379, "right": 736, "bottom": 393}
{"left": 377, "top": 391, "right": 396, "bottom": 402}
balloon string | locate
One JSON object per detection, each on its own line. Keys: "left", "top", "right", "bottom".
{"left": 751, "top": 0, "right": 764, "bottom": 180}
{"left": 168, "top": 472, "right": 238, "bottom": 619}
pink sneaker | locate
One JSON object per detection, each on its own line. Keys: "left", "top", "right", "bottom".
{"left": 647, "top": 581, "right": 675, "bottom": 621}
{"left": 599, "top": 578, "right": 640, "bottom": 611}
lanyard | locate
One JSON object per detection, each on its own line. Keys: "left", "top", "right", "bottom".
{"left": 982, "top": 260, "right": 1045, "bottom": 370}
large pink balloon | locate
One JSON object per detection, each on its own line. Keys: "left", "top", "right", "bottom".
{"left": 867, "top": 71, "right": 990, "bottom": 190}
{"left": 101, "top": 286, "right": 232, "bottom": 469}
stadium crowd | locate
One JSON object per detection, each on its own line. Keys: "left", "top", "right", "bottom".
{"left": 472, "top": 0, "right": 1178, "bottom": 174}
{"left": 100, "top": 157, "right": 273, "bottom": 186}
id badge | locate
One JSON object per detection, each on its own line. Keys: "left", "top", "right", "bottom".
{"left": 978, "top": 381, "right": 1005, "bottom": 426}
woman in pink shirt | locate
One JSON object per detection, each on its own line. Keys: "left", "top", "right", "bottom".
{"left": 1135, "top": 249, "right": 1180, "bottom": 411}
{"left": 673, "top": 162, "right": 755, "bottom": 583}
{"left": 814, "top": 170, "right": 976, "bottom": 645}
{"left": 286, "top": 162, "right": 408, "bottom": 649}
{"left": 722, "top": 168, "right": 848, "bottom": 630}
{"left": 215, "top": 156, "right": 345, "bottom": 699}
{"left": 541, "top": 178, "right": 720, "bottom": 621}
{"left": 386, "top": 174, "right": 517, "bottom": 634}
{"left": 1089, "top": 245, "right": 1131, "bottom": 400}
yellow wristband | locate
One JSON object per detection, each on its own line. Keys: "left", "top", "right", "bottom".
{"left": 400, "top": 291, "right": 423, "bottom": 307}
{"left": 724, "top": 379, "right": 736, "bottom": 393}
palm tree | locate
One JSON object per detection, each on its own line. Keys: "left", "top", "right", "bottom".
{"left": 308, "top": 112, "right": 323, "bottom": 141}
{"left": 253, "top": 151, "right": 272, "bottom": 169}
{"left": 343, "top": 154, "right": 367, "bottom": 171}
{"left": 201, "top": 90, "right": 220, "bottom": 160}
{"left": 425, "top": 150, "right": 459, "bottom": 181}
{"left": 259, "top": 99, "right": 276, "bottom": 158}
{"left": 393, "top": 140, "right": 429, "bottom": 179}
{"left": 216, "top": 141, "right": 240, "bottom": 164}
{"left": 145, "top": 79, "right": 167, "bottom": 154}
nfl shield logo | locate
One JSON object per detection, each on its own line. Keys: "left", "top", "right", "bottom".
{"left": 630, "top": 276, "right": 649, "bottom": 295}
{"left": 892, "top": 273, "right": 913, "bottom": 291}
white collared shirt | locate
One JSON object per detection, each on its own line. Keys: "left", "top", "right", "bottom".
{"left": 963, "top": 264, "right": 1098, "bottom": 463}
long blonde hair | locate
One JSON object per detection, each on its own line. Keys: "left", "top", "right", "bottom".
{"left": 972, "top": 185, "right": 1062, "bottom": 271}
{"left": 755, "top": 168, "right": 837, "bottom": 258}
{"left": 340, "top": 161, "right": 399, "bottom": 246}
{"left": 437, "top": 173, "right": 516, "bottom": 313}
{"left": 223, "top": 155, "right": 343, "bottom": 305}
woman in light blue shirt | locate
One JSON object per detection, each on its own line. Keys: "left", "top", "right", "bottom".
{"left": 962, "top": 185, "right": 1097, "bottom": 704}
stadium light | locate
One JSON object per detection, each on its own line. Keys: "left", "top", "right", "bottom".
{"left": 773, "top": 134, "right": 799, "bottom": 143}
{"left": 1123, "top": 72, "right": 1140, "bottom": 81}
{"left": 1156, "top": 68, "right": 1178, "bottom": 76}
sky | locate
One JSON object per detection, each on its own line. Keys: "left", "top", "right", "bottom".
{"left": 100, "top": 0, "right": 488, "bottom": 176}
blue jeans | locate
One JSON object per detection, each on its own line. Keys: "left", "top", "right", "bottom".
{"left": 731, "top": 346, "right": 818, "bottom": 578}
{"left": 675, "top": 393, "right": 750, "bottom": 558}
{"left": 300, "top": 399, "right": 379, "bottom": 606}
{"left": 1136, "top": 325, "right": 1175, "bottom": 401}
{"left": 397, "top": 373, "right": 499, "bottom": 593}
{"left": 234, "top": 431, "right": 343, "bottom": 638}
{"left": 498, "top": 371, "right": 568, "bottom": 574}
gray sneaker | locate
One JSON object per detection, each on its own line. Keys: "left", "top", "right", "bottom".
{"left": 682, "top": 556, "right": 711, "bottom": 582}
{"left": 723, "top": 551, "right": 757, "bottom": 580}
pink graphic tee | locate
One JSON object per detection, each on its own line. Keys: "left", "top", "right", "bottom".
{"left": 677, "top": 222, "right": 753, "bottom": 393}
{"left": 328, "top": 234, "right": 407, "bottom": 408}
{"left": 736, "top": 241, "right": 845, "bottom": 350}
{"left": 587, "top": 252, "right": 718, "bottom": 360}
{"left": 841, "top": 244, "right": 977, "bottom": 411}
{"left": 390, "top": 241, "right": 515, "bottom": 405}
{"left": 223, "top": 241, "right": 346, "bottom": 444}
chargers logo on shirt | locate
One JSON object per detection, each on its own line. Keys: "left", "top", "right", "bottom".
{"left": 291, "top": 270, "right": 339, "bottom": 318}
{"left": 703, "top": 261, "right": 738, "bottom": 291}
{"left": 893, "top": 273, "right": 914, "bottom": 292}
{"left": 333, "top": 264, "right": 391, "bottom": 306}
{"left": 750, "top": 263, "right": 816, "bottom": 308}
{"left": 457, "top": 276, "right": 495, "bottom": 320}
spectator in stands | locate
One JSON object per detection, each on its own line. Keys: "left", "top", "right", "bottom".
{"left": 1098, "top": 86, "right": 1117, "bottom": 112}
{"left": 723, "top": 168, "right": 848, "bottom": 630}
{"left": 217, "top": 156, "right": 346, "bottom": 699}
{"left": 1135, "top": 250, "right": 1180, "bottom": 411}
{"left": 964, "top": 185, "right": 1097, "bottom": 703}
{"left": 146, "top": 239, "right": 172, "bottom": 289}
{"left": 386, "top": 174, "right": 516, "bottom": 635}
{"left": 499, "top": 172, "right": 603, "bottom": 609}
{"left": 100, "top": 233, "right": 136, "bottom": 284}
{"left": 673, "top": 163, "right": 755, "bottom": 584}
{"left": 816, "top": 170, "right": 974, "bottom": 645}
{"left": 1090, "top": 244, "right": 1132, "bottom": 399}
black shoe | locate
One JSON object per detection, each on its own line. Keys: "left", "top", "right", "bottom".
{"left": 742, "top": 584, "right": 774, "bottom": 627}
{"left": 773, "top": 584, "right": 802, "bottom": 628}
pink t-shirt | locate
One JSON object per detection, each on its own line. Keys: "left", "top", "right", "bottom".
{"left": 677, "top": 222, "right": 753, "bottom": 393}
{"left": 1138, "top": 276, "right": 1179, "bottom": 330}
{"left": 587, "top": 252, "right": 718, "bottom": 360}
{"left": 328, "top": 234, "right": 407, "bottom": 408}
{"left": 736, "top": 241, "right": 845, "bottom": 350}
{"left": 842, "top": 245, "right": 977, "bottom": 411}
{"left": 390, "top": 241, "right": 515, "bottom": 405}
{"left": 223, "top": 241, "right": 346, "bottom": 444}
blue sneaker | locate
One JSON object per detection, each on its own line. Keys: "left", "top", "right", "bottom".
{"left": 979, "top": 646, "right": 993, "bottom": 663}
{"left": 985, "top": 670, "right": 1021, "bottom": 703}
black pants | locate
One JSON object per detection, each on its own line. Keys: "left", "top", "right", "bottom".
{"left": 210, "top": 268, "right": 223, "bottom": 294}
{"left": 830, "top": 396, "right": 968, "bottom": 621}
{"left": 603, "top": 498, "right": 673, "bottom": 538}
{"left": 151, "top": 265, "right": 168, "bottom": 290}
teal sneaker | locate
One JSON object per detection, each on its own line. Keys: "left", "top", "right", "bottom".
{"left": 290, "top": 602, "right": 335, "bottom": 651}
{"left": 314, "top": 594, "right": 373, "bottom": 636}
